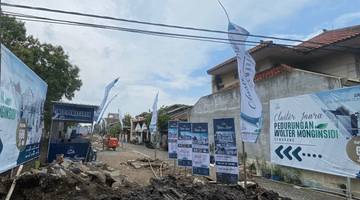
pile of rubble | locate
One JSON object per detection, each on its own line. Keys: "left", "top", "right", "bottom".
{"left": 0, "top": 155, "right": 137, "bottom": 200}
{"left": 127, "top": 157, "right": 170, "bottom": 170}
{"left": 120, "top": 176, "right": 291, "bottom": 200}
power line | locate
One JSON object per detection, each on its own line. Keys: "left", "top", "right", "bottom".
{"left": 3, "top": 11, "right": 360, "bottom": 55}
{"left": 1, "top": 11, "right": 269, "bottom": 46}
{"left": 2, "top": 2, "right": 359, "bottom": 51}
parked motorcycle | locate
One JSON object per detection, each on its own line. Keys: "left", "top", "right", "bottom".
{"left": 144, "top": 139, "right": 154, "bottom": 149}
{"left": 131, "top": 137, "right": 140, "bottom": 145}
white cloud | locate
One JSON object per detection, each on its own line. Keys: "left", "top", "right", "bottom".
{"left": 3, "top": 0, "right": 316, "bottom": 117}
{"left": 334, "top": 12, "right": 360, "bottom": 28}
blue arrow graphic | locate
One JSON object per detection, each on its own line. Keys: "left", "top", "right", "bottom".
{"left": 275, "top": 145, "right": 284, "bottom": 159}
{"left": 292, "top": 146, "right": 302, "bottom": 162}
{"left": 283, "top": 146, "right": 292, "bottom": 160}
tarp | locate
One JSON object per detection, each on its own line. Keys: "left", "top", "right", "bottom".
{"left": 0, "top": 44, "right": 48, "bottom": 173}
{"left": 270, "top": 86, "right": 360, "bottom": 178}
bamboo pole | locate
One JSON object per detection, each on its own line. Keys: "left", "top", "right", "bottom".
{"left": 5, "top": 165, "right": 24, "bottom": 200}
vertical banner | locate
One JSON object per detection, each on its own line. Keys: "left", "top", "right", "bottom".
{"left": 118, "top": 109, "right": 123, "bottom": 130}
{"left": 94, "top": 77, "right": 119, "bottom": 121}
{"left": 192, "top": 122, "right": 210, "bottom": 176}
{"left": 228, "top": 22, "right": 262, "bottom": 143}
{"left": 168, "top": 121, "right": 178, "bottom": 159}
{"left": 0, "top": 45, "right": 48, "bottom": 173}
{"left": 149, "top": 93, "right": 159, "bottom": 133}
{"left": 178, "top": 122, "right": 192, "bottom": 166}
{"left": 213, "top": 118, "right": 238, "bottom": 184}
{"left": 97, "top": 93, "right": 119, "bottom": 124}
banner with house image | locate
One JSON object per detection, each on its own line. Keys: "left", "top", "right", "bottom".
{"left": 168, "top": 121, "right": 178, "bottom": 159}
{"left": 270, "top": 85, "right": 360, "bottom": 178}
{"left": 213, "top": 118, "right": 238, "bottom": 184}
{"left": 192, "top": 122, "right": 210, "bottom": 176}
{"left": 0, "top": 45, "right": 48, "bottom": 174}
{"left": 177, "top": 122, "right": 192, "bottom": 166}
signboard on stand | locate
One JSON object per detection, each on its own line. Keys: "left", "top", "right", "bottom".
{"left": 192, "top": 122, "right": 210, "bottom": 176}
{"left": 213, "top": 118, "right": 238, "bottom": 184}
{"left": 52, "top": 104, "right": 94, "bottom": 123}
{"left": 178, "top": 122, "right": 192, "bottom": 167}
{"left": 168, "top": 121, "right": 178, "bottom": 159}
{"left": 0, "top": 45, "right": 48, "bottom": 174}
{"left": 270, "top": 86, "right": 360, "bottom": 178}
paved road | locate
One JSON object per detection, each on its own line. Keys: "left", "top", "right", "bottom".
{"left": 122, "top": 142, "right": 172, "bottom": 162}
{"left": 122, "top": 142, "right": 346, "bottom": 200}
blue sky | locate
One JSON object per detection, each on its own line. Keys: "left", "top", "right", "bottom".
{"left": 3, "top": 0, "right": 360, "bottom": 118}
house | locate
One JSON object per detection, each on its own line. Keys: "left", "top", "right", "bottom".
{"left": 130, "top": 117, "right": 149, "bottom": 144}
{"left": 208, "top": 25, "right": 360, "bottom": 94}
{"left": 190, "top": 24, "right": 360, "bottom": 193}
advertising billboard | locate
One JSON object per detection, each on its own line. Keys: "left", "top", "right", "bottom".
{"left": 168, "top": 121, "right": 178, "bottom": 159}
{"left": 52, "top": 104, "right": 94, "bottom": 123}
{"left": 192, "top": 122, "right": 210, "bottom": 176}
{"left": 0, "top": 45, "right": 48, "bottom": 173}
{"left": 270, "top": 86, "right": 360, "bottom": 178}
{"left": 178, "top": 122, "right": 192, "bottom": 167}
{"left": 213, "top": 118, "right": 238, "bottom": 184}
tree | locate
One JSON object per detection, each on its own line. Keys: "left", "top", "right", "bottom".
{"left": 1, "top": 14, "right": 83, "bottom": 131}
{"left": 122, "top": 113, "right": 132, "bottom": 126}
{"left": 108, "top": 123, "right": 121, "bottom": 138}
{"left": 144, "top": 105, "right": 172, "bottom": 132}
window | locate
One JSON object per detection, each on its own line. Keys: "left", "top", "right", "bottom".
{"left": 234, "top": 73, "right": 239, "bottom": 80}
{"left": 217, "top": 85, "right": 224, "bottom": 90}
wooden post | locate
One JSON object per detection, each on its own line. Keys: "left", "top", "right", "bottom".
{"left": 174, "top": 159, "right": 176, "bottom": 174}
{"left": 242, "top": 141, "right": 247, "bottom": 195}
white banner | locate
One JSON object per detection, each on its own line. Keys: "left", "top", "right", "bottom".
{"left": 97, "top": 93, "right": 119, "bottom": 124}
{"left": 94, "top": 77, "right": 119, "bottom": 121}
{"left": 149, "top": 93, "right": 158, "bottom": 133}
{"left": 118, "top": 109, "right": 123, "bottom": 130}
{"left": 270, "top": 86, "right": 360, "bottom": 178}
{"left": 228, "top": 22, "right": 262, "bottom": 143}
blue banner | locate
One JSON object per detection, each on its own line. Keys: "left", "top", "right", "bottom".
{"left": 0, "top": 45, "right": 47, "bottom": 174}
{"left": 192, "top": 122, "right": 210, "bottom": 176}
{"left": 178, "top": 122, "right": 192, "bottom": 167}
{"left": 168, "top": 121, "right": 178, "bottom": 159}
{"left": 52, "top": 104, "right": 94, "bottom": 123}
{"left": 48, "top": 142, "right": 90, "bottom": 163}
{"left": 213, "top": 118, "right": 238, "bottom": 184}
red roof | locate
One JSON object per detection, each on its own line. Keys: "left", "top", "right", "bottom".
{"left": 209, "top": 24, "right": 360, "bottom": 73}
{"left": 217, "top": 64, "right": 294, "bottom": 92}
{"left": 207, "top": 43, "right": 272, "bottom": 74}
{"left": 298, "top": 25, "right": 360, "bottom": 49}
